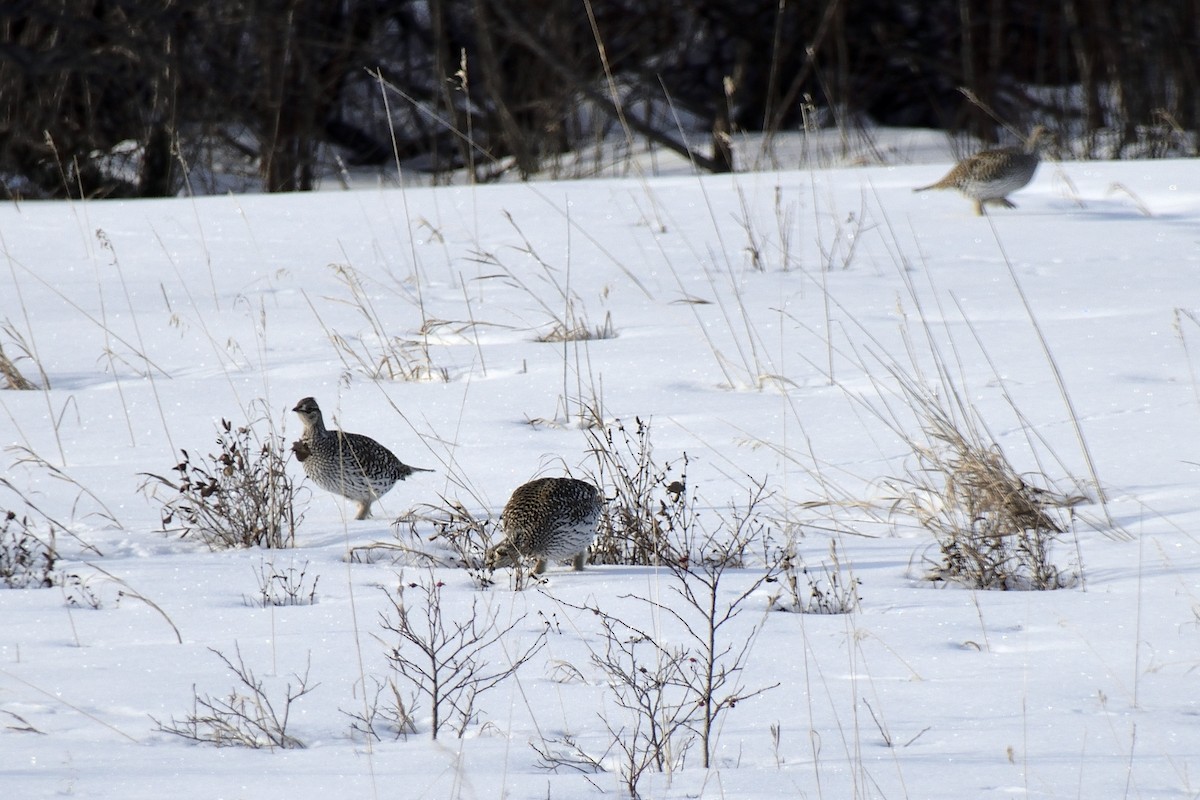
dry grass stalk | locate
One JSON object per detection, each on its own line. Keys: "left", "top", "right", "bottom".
{"left": 316, "top": 263, "right": 449, "bottom": 383}
{"left": 535, "top": 310, "right": 616, "bottom": 343}
{"left": 470, "top": 213, "right": 618, "bottom": 347}
{"left": 0, "top": 344, "right": 36, "bottom": 390}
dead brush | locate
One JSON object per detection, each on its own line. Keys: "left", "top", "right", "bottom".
{"left": 767, "top": 539, "right": 861, "bottom": 614}
{"left": 155, "top": 645, "right": 314, "bottom": 750}
{"left": 377, "top": 569, "right": 548, "bottom": 739}
{"left": 351, "top": 497, "right": 498, "bottom": 586}
{"left": 246, "top": 558, "right": 319, "bottom": 608}
{"left": 889, "top": 396, "right": 1085, "bottom": 590}
{"left": 544, "top": 480, "right": 781, "bottom": 781}
{"left": 585, "top": 417, "right": 686, "bottom": 566}
{"left": 141, "top": 415, "right": 305, "bottom": 550}
{"left": 0, "top": 509, "right": 57, "bottom": 588}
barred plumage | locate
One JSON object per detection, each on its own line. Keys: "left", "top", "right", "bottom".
{"left": 914, "top": 127, "right": 1049, "bottom": 215}
{"left": 292, "top": 396, "right": 431, "bottom": 519}
{"left": 486, "top": 477, "right": 602, "bottom": 574}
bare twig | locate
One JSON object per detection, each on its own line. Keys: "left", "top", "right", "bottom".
{"left": 155, "top": 645, "right": 315, "bottom": 749}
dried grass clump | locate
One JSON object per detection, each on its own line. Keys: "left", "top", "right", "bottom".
{"left": 355, "top": 497, "right": 497, "bottom": 578}
{"left": 890, "top": 396, "right": 1085, "bottom": 590}
{"left": 535, "top": 311, "right": 616, "bottom": 343}
{"left": 0, "top": 319, "right": 43, "bottom": 390}
{"left": 0, "top": 344, "right": 37, "bottom": 390}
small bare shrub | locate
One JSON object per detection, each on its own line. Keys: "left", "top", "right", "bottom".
{"left": 0, "top": 510, "right": 57, "bottom": 588}
{"left": 535, "top": 611, "right": 696, "bottom": 799}
{"left": 245, "top": 558, "right": 319, "bottom": 607}
{"left": 345, "top": 676, "right": 419, "bottom": 742}
{"left": 545, "top": 479, "right": 779, "bottom": 787}
{"left": 155, "top": 645, "right": 315, "bottom": 750}
{"left": 767, "top": 539, "right": 861, "bottom": 614}
{"left": 377, "top": 570, "right": 547, "bottom": 739}
{"left": 650, "top": 489, "right": 781, "bottom": 769}
{"left": 142, "top": 417, "right": 304, "bottom": 549}
{"left": 531, "top": 733, "right": 607, "bottom": 787}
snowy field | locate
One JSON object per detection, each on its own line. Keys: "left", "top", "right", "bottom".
{"left": 3, "top": 130, "right": 1200, "bottom": 798}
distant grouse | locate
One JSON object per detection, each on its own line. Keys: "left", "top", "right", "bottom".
{"left": 486, "top": 477, "right": 602, "bottom": 574}
{"left": 291, "top": 396, "right": 431, "bottom": 519}
{"left": 914, "top": 126, "right": 1049, "bottom": 215}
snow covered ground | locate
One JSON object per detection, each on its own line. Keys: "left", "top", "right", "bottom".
{"left": 3, "top": 130, "right": 1200, "bottom": 798}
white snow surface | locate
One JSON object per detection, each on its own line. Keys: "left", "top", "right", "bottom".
{"left": 2, "top": 132, "right": 1200, "bottom": 798}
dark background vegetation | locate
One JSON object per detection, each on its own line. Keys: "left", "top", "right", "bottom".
{"left": 1, "top": 0, "right": 1196, "bottom": 198}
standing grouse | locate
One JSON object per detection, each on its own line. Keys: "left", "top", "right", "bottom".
{"left": 292, "top": 396, "right": 431, "bottom": 519}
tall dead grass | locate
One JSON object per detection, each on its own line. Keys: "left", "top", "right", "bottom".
{"left": 886, "top": 378, "right": 1087, "bottom": 589}
{"left": 0, "top": 340, "right": 37, "bottom": 390}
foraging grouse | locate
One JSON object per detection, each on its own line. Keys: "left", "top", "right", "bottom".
{"left": 486, "top": 477, "right": 602, "bottom": 574}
